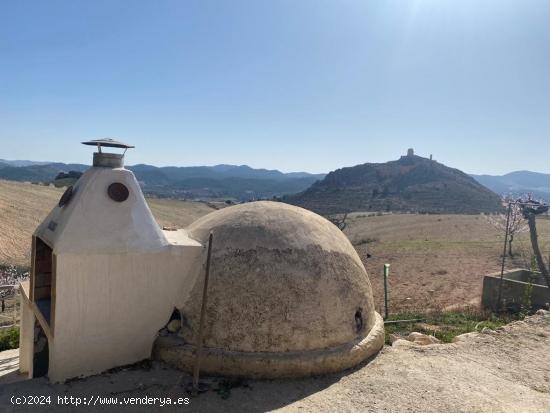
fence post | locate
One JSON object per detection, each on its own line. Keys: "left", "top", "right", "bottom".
{"left": 192, "top": 232, "right": 213, "bottom": 395}
{"left": 497, "top": 203, "right": 512, "bottom": 312}
{"left": 384, "top": 264, "right": 390, "bottom": 319}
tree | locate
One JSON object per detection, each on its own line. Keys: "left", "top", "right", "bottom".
{"left": 327, "top": 213, "right": 348, "bottom": 231}
{"left": 518, "top": 198, "right": 550, "bottom": 290}
{"left": 486, "top": 196, "right": 528, "bottom": 257}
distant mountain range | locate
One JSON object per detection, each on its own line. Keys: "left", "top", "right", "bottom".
{"left": 284, "top": 154, "right": 503, "bottom": 214}
{"left": 0, "top": 160, "right": 324, "bottom": 201}
{"left": 470, "top": 171, "right": 550, "bottom": 202}
{"left": 2, "top": 156, "right": 550, "bottom": 209}
{"left": 0, "top": 159, "right": 53, "bottom": 167}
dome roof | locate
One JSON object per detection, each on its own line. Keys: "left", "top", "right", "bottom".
{"left": 180, "top": 201, "right": 378, "bottom": 353}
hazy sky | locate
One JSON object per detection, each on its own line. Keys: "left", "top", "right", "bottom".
{"left": 1, "top": 0, "right": 549, "bottom": 174}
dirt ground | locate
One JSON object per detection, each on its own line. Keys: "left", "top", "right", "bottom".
{"left": 345, "top": 213, "right": 550, "bottom": 313}
{"left": 1, "top": 312, "right": 549, "bottom": 412}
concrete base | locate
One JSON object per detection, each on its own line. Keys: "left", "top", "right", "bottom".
{"left": 482, "top": 269, "right": 550, "bottom": 312}
{"left": 153, "top": 312, "right": 385, "bottom": 379}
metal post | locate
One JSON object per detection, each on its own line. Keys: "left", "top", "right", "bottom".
{"left": 192, "top": 232, "right": 213, "bottom": 395}
{"left": 384, "top": 264, "right": 390, "bottom": 319}
{"left": 497, "top": 203, "right": 512, "bottom": 312}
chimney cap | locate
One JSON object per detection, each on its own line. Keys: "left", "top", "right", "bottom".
{"left": 82, "top": 138, "right": 135, "bottom": 149}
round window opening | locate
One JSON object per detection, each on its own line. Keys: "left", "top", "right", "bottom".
{"left": 108, "top": 182, "right": 129, "bottom": 202}
{"left": 58, "top": 185, "right": 74, "bottom": 207}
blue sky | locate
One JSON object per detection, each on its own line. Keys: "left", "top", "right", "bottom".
{"left": 1, "top": 0, "right": 549, "bottom": 174}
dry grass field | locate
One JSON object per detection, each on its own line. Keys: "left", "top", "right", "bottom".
{"left": 1, "top": 179, "right": 549, "bottom": 313}
{"left": 0, "top": 180, "right": 64, "bottom": 266}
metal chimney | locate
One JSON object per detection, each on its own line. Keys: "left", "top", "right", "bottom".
{"left": 81, "top": 138, "right": 135, "bottom": 168}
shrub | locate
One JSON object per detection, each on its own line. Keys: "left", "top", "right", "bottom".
{"left": 0, "top": 327, "right": 19, "bottom": 351}
{"left": 384, "top": 308, "right": 514, "bottom": 344}
{"left": 354, "top": 237, "right": 379, "bottom": 246}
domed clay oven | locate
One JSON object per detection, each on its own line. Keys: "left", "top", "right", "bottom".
{"left": 155, "top": 201, "right": 384, "bottom": 378}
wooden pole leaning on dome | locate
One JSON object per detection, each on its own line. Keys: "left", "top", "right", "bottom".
{"left": 192, "top": 232, "right": 214, "bottom": 396}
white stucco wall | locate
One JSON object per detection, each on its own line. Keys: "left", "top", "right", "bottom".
{"left": 48, "top": 244, "right": 202, "bottom": 382}
{"left": 18, "top": 291, "right": 34, "bottom": 377}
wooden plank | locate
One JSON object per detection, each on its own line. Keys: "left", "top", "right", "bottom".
{"left": 34, "top": 273, "right": 52, "bottom": 288}
{"left": 33, "top": 287, "right": 51, "bottom": 301}
{"left": 31, "top": 300, "right": 53, "bottom": 342}
{"left": 51, "top": 254, "right": 56, "bottom": 334}
{"left": 35, "top": 255, "right": 52, "bottom": 268}
{"left": 30, "top": 236, "right": 36, "bottom": 302}
{"left": 20, "top": 280, "right": 30, "bottom": 301}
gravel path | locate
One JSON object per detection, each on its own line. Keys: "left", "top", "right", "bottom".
{"left": 1, "top": 312, "right": 549, "bottom": 412}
